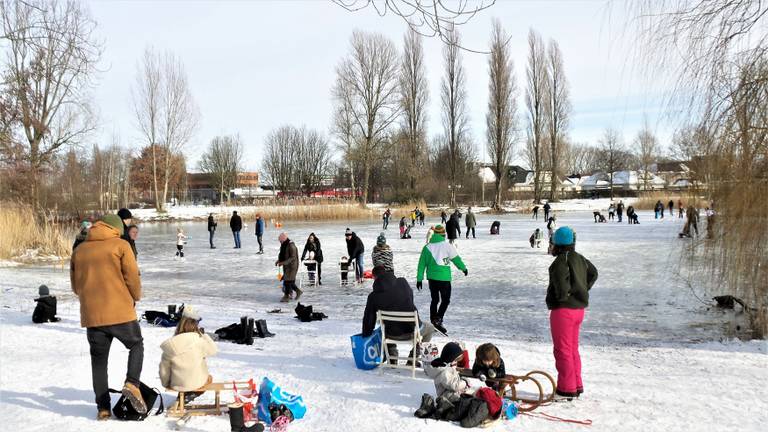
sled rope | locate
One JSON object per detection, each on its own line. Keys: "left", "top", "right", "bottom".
{"left": 523, "top": 410, "right": 593, "bottom": 426}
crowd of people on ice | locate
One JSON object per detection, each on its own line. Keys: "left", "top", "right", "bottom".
{"left": 34, "top": 198, "right": 721, "bottom": 427}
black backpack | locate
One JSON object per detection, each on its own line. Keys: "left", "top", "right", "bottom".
{"left": 109, "top": 382, "right": 164, "bottom": 421}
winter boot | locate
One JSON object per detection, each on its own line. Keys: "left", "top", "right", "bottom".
{"left": 244, "top": 318, "right": 255, "bottom": 345}
{"left": 434, "top": 396, "right": 455, "bottom": 420}
{"left": 239, "top": 316, "right": 248, "bottom": 344}
{"left": 414, "top": 393, "right": 436, "bottom": 418}
{"left": 228, "top": 403, "right": 265, "bottom": 432}
{"left": 293, "top": 287, "right": 303, "bottom": 301}
{"left": 432, "top": 318, "right": 448, "bottom": 335}
{"left": 256, "top": 319, "right": 275, "bottom": 338}
{"left": 97, "top": 408, "right": 111, "bottom": 421}
{"left": 167, "top": 304, "right": 177, "bottom": 317}
{"left": 121, "top": 381, "right": 147, "bottom": 415}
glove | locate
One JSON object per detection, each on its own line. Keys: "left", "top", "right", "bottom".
{"left": 478, "top": 374, "right": 487, "bottom": 382}
{"left": 416, "top": 281, "right": 423, "bottom": 291}
{"left": 463, "top": 269, "right": 468, "bottom": 276}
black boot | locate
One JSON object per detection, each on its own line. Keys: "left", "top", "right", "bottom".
{"left": 245, "top": 318, "right": 255, "bottom": 345}
{"left": 256, "top": 319, "right": 275, "bottom": 338}
{"left": 167, "top": 304, "right": 177, "bottom": 317}
{"left": 228, "top": 403, "right": 245, "bottom": 432}
{"left": 239, "top": 317, "right": 248, "bottom": 344}
{"left": 414, "top": 393, "right": 435, "bottom": 418}
{"left": 434, "top": 396, "right": 455, "bottom": 420}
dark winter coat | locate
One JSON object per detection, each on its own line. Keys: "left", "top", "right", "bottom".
{"left": 121, "top": 221, "right": 138, "bottom": 257}
{"left": 32, "top": 296, "right": 59, "bottom": 323}
{"left": 301, "top": 234, "right": 324, "bottom": 263}
{"left": 229, "top": 214, "right": 242, "bottom": 232}
{"left": 362, "top": 271, "right": 419, "bottom": 337}
{"left": 446, "top": 216, "right": 461, "bottom": 240}
{"left": 278, "top": 239, "right": 299, "bottom": 281}
{"left": 471, "top": 347, "right": 506, "bottom": 386}
{"left": 617, "top": 203, "right": 625, "bottom": 214}
{"left": 465, "top": 211, "right": 477, "bottom": 228}
{"left": 255, "top": 218, "right": 265, "bottom": 236}
{"left": 543, "top": 203, "right": 551, "bottom": 212}
{"left": 346, "top": 233, "right": 364, "bottom": 258}
{"left": 207, "top": 216, "right": 217, "bottom": 232}
{"left": 546, "top": 250, "right": 598, "bottom": 310}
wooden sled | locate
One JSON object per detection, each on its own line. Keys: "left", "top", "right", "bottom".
{"left": 166, "top": 381, "right": 253, "bottom": 417}
{"left": 459, "top": 369, "right": 556, "bottom": 412}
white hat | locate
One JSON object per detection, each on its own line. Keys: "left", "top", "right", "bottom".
{"left": 182, "top": 305, "right": 200, "bottom": 321}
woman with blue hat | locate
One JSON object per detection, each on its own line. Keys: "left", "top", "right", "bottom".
{"left": 546, "top": 226, "right": 598, "bottom": 401}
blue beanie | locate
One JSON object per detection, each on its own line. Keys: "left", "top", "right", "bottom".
{"left": 552, "top": 227, "right": 575, "bottom": 246}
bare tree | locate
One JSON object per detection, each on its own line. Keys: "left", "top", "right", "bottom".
{"left": 0, "top": 0, "right": 101, "bottom": 207}
{"left": 441, "top": 26, "right": 470, "bottom": 207}
{"left": 485, "top": 19, "right": 517, "bottom": 210}
{"left": 545, "top": 39, "right": 571, "bottom": 201}
{"left": 199, "top": 134, "right": 244, "bottom": 203}
{"left": 597, "top": 128, "right": 629, "bottom": 199}
{"left": 332, "top": 0, "right": 496, "bottom": 51}
{"left": 262, "top": 125, "right": 332, "bottom": 197}
{"left": 562, "top": 141, "right": 600, "bottom": 175}
{"left": 334, "top": 31, "right": 400, "bottom": 205}
{"left": 634, "top": 119, "right": 659, "bottom": 191}
{"left": 525, "top": 29, "right": 548, "bottom": 203}
{"left": 332, "top": 75, "right": 359, "bottom": 197}
{"left": 399, "top": 29, "right": 429, "bottom": 194}
{"left": 132, "top": 47, "right": 198, "bottom": 212}
{"left": 262, "top": 126, "right": 299, "bottom": 194}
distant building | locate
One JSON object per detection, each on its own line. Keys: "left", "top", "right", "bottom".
{"left": 187, "top": 171, "right": 261, "bottom": 203}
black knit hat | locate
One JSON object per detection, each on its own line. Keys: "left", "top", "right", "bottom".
{"left": 117, "top": 208, "right": 132, "bottom": 220}
{"left": 431, "top": 342, "right": 464, "bottom": 367}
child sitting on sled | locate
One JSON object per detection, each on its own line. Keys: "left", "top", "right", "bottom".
{"left": 471, "top": 343, "right": 506, "bottom": 390}
{"left": 415, "top": 342, "right": 500, "bottom": 427}
{"left": 159, "top": 306, "right": 217, "bottom": 401}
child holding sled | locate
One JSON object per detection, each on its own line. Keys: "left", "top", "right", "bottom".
{"left": 471, "top": 343, "right": 506, "bottom": 390}
{"left": 547, "top": 227, "right": 598, "bottom": 401}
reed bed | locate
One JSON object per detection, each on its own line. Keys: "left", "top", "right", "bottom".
{"left": 0, "top": 203, "right": 74, "bottom": 261}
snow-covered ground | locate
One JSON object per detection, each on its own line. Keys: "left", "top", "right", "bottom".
{"left": 1, "top": 211, "right": 766, "bottom": 431}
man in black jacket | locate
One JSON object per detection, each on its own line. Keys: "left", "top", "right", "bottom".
{"left": 446, "top": 214, "right": 461, "bottom": 245}
{"left": 117, "top": 208, "right": 137, "bottom": 257}
{"left": 345, "top": 228, "right": 365, "bottom": 283}
{"left": 207, "top": 213, "right": 217, "bottom": 249}
{"left": 362, "top": 266, "right": 435, "bottom": 361}
{"left": 230, "top": 211, "right": 242, "bottom": 248}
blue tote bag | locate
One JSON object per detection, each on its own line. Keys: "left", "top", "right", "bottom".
{"left": 350, "top": 327, "right": 382, "bottom": 370}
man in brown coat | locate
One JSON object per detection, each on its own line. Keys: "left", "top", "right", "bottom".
{"left": 71, "top": 214, "right": 145, "bottom": 420}
{"left": 275, "top": 232, "right": 302, "bottom": 302}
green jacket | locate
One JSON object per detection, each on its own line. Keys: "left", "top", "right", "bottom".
{"left": 465, "top": 212, "right": 477, "bottom": 228}
{"left": 417, "top": 234, "right": 467, "bottom": 282}
{"left": 546, "top": 251, "right": 598, "bottom": 310}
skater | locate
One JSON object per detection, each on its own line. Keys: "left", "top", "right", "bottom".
{"left": 543, "top": 202, "right": 551, "bottom": 221}
{"left": 465, "top": 207, "right": 477, "bottom": 239}
{"left": 300, "top": 233, "right": 323, "bottom": 284}
{"left": 616, "top": 200, "right": 625, "bottom": 223}
{"left": 361, "top": 265, "right": 435, "bottom": 363}
{"left": 345, "top": 228, "right": 365, "bottom": 283}
{"left": 72, "top": 220, "right": 92, "bottom": 251}
{"left": 593, "top": 211, "right": 602, "bottom": 223}
{"left": 471, "top": 343, "right": 506, "bottom": 389}
{"left": 668, "top": 200, "right": 674, "bottom": 216}
{"left": 70, "top": 214, "right": 145, "bottom": 419}
{"left": 118, "top": 208, "right": 138, "bottom": 257}
{"left": 608, "top": 203, "right": 616, "bottom": 221}
{"left": 207, "top": 213, "right": 217, "bottom": 248}
{"left": 441, "top": 210, "right": 448, "bottom": 224}
{"left": 382, "top": 208, "right": 391, "bottom": 230}
{"left": 532, "top": 205, "right": 539, "bottom": 220}
{"left": 159, "top": 306, "right": 217, "bottom": 394}
{"left": 678, "top": 199, "right": 684, "bottom": 218}
{"left": 230, "top": 211, "right": 242, "bottom": 249}
{"left": 276, "top": 232, "right": 302, "bottom": 302}
{"left": 419, "top": 210, "right": 426, "bottom": 226}
{"left": 654, "top": 200, "right": 664, "bottom": 219}
{"left": 254, "top": 213, "right": 265, "bottom": 254}
{"left": 705, "top": 206, "right": 716, "bottom": 239}
{"left": 530, "top": 228, "right": 544, "bottom": 248}
{"left": 546, "top": 216, "right": 557, "bottom": 238}
{"left": 399, "top": 216, "right": 408, "bottom": 238}
{"left": 681, "top": 205, "right": 699, "bottom": 237}
{"left": 32, "top": 284, "right": 61, "bottom": 323}
{"left": 175, "top": 228, "right": 187, "bottom": 258}
{"left": 371, "top": 233, "right": 394, "bottom": 273}
{"left": 446, "top": 213, "right": 461, "bottom": 245}
{"left": 627, "top": 206, "right": 640, "bottom": 224}
{"left": 490, "top": 220, "right": 500, "bottom": 235}
{"left": 410, "top": 209, "right": 417, "bottom": 227}
{"left": 416, "top": 224, "right": 468, "bottom": 335}
{"left": 547, "top": 226, "right": 598, "bottom": 400}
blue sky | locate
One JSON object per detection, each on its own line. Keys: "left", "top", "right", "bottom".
{"left": 87, "top": 0, "right": 678, "bottom": 170}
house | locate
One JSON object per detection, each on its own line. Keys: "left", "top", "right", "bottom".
{"left": 654, "top": 161, "right": 692, "bottom": 189}
{"left": 581, "top": 170, "right": 666, "bottom": 194}
{"left": 187, "top": 171, "right": 261, "bottom": 203}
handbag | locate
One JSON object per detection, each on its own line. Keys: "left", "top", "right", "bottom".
{"left": 109, "top": 382, "right": 164, "bottom": 421}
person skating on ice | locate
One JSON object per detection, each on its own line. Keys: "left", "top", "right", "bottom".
{"left": 175, "top": 227, "right": 187, "bottom": 258}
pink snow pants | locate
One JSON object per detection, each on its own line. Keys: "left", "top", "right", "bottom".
{"left": 549, "top": 308, "right": 585, "bottom": 393}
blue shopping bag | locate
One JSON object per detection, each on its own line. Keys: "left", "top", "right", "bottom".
{"left": 350, "top": 327, "right": 382, "bottom": 370}
{"left": 256, "top": 377, "right": 307, "bottom": 425}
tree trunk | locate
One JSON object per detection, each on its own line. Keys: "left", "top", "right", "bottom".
{"left": 494, "top": 177, "right": 503, "bottom": 211}
{"left": 151, "top": 145, "right": 162, "bottom": 211}
{"left": 362, "top": 158, "right": 370, "bottom": 206}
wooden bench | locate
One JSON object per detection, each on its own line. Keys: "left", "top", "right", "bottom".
{"left": 167, "top": 381, "right": 254, "bottom": 417}
{"left": 458, "top": 369, "right": 556, "bottom": 412}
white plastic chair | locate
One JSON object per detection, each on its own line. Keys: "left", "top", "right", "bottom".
{"left": 377, "top": 310, "right": 422, "bottom": 378}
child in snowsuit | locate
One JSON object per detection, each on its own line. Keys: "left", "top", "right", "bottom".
{"left": 32, "top": 284, "right": 61, "bottom": 323}
{"left": 339, "top": 256, "right": 350, "bottom": 283}
{"left": 547, "top": 227, "right": 598, "bottom": 400}
{"left": 471, "top": 343, "right": 506, "bottom": 390}
{"left": 176, "top": 228, "right": 187, "bottom": 258}
{"left": 303, "top": 251, "right": 317, "bottom": 283}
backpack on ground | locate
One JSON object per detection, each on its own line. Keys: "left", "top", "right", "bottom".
{"left": 109, "top": 382, "right": 164, "bottom": 421}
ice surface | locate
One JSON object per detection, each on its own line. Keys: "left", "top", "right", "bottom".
{"left": 1, "top": 210, "right": 766, "bottom": 431}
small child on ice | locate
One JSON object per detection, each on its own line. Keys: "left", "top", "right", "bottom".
{"left": 176, "top": 228, "right": 188, "bottom": 258}
{"left": 529, "top": 228, "right": 544, "bottom": 248}
{"left": 32, "top": 284, "right": 61, "bottom": 323}
{"left": 339, "top": 256, "right": 350, "bottom": 282}
{"left": 304, "top": 251, "right": 317, "bottom": 283}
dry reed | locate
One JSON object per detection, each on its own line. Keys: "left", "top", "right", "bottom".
{"left": 0, "top": 203, "right": 74, "bottom": 261}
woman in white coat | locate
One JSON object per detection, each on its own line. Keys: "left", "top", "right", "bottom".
{"left": 159, "top": 306, "right": 217, "bottom": 394}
